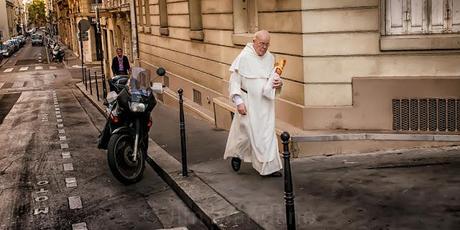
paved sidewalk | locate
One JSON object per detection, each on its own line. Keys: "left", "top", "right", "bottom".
{"left": 76, "top": 82, "right": 460, "bottom": 230}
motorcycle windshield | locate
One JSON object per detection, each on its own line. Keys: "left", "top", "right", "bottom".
{"left": 129, "top": 67, "right": 151, "bottom": 97}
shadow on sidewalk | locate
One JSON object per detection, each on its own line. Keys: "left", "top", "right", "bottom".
{"left": 149, "top": 103, "right": 228, "bottom": 165}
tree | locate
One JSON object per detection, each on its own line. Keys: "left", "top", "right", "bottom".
{"left": 27, "top": 0, "right": 46, "bottom": 27}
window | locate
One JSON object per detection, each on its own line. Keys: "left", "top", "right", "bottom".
{"left": 233, "top": 0, "right": 258, "bottom": 34}
{"left": 382, "top": 0, "right": 460, "bottom": 50}
{"left": 137, "top": 0, "right": 144, "bottom": 26}
{"left": 188, "top": 0, "right": 203, "bottom": 40}
{"left": 143, "top": 0, "right": 151, "bottom": 32}
{"left": 232, "top": 0, "right": 258, "bottom": 45}
{"left": 159, "top": 0, "right": 169, "bottom": 36}
{"left": 385, "top": 0, "right": 460, "bottom": 35}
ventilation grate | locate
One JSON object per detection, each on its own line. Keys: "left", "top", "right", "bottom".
{"left": 401, "top": 99, "right": 410, "bottom": 131}
{"left": 439, "top": 99, "right": 447, "bottom": 131}
{"left": 163, "top": 75, "right": 169, "bottom": 88}
{"left": 393, "top": 98, "right": 460, "bottom": 132}
{"left": 448, "top": 99, "right": 456, "bottom": 131}
{"left": 410, "top": 99, "right": 418, "bottom": 131}
{"left": 392, "top": 99, "right": 400, "bottom": 130}
{"left": 193, "top": 89, "right": 202, "bottom": 105}
{"left": 428, "top": 99, "right": 437, "bottom": 131}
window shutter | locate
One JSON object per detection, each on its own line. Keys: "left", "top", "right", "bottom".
{"left": 430, "top": 0, "right": 447, "bottom": 33}
{"left": 450, "top": 0, "right": 460, "bottom": 31}
{"left": 408, "top": 0, "right": 426, "bottom": 33}
{"left": 386, "top": 0, "right": 407, "bottom": 34}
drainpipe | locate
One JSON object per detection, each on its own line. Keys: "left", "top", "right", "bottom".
{"left": 129, "top": 0, "right": 139, "bottom": 66}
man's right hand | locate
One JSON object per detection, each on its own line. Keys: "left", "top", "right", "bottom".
{"left": 237, "top": 103, "right": 247, "bottom": 115}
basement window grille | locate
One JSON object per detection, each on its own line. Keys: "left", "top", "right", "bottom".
{"left": 193, "top": 89, "right": 202, "bottom": 105}
{"left": 392, "top": 98, "right": 460, "bottom": 132}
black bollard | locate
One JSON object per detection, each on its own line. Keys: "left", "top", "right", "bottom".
{"left": 102, "top": 74, "right": 107, "bottom": 98}
{"left": 178, "top": 89, "right": 188, "bottom": 177}
{"left": 95, "top": 71, "right": 100, "bottom": 101}
{"left": 281, "top": 132, "right": 296, "bottom": 230}
{"left": 84, "top": 68, "right": 87, "bottom": 91}
{"left": 89, "top": 71, "right": 93, "bottom": 95}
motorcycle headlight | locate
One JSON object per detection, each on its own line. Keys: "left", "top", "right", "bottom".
{"left": 129, "top": 102, "right": 146, "bottom": 112}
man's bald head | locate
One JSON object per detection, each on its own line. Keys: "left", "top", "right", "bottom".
{"left": 253, "top": 30, "right": 270, "bottom": 56}
{"left": 254, "top": 30, "right": 270, "bottom": 41}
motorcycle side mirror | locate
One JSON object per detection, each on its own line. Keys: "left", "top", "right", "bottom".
{"left": 156, "top": 67, "right": 166, "bottom": 76}
{"left": 151, "top": 82, "right": 163, "bottom": 94}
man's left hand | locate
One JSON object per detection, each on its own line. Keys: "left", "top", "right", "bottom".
{"left": 272, "top": 77, "right": 283, "bottom": 89}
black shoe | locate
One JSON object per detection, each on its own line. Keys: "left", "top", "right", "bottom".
{"left": 262, "top": 171, "right": 282, "bottom": 177}
{"left": 231, "top": 157, "right": 241, "bottom": 172}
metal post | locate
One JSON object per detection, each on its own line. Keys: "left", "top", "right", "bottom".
{"left": 89, "top": 71, "right": 93, "bottom": 95}
{"left": 84, "top": 67, "right": 87, "bottom": 90}
{"left": 95, "top": 71, "right": 100, "bottom": 101}
{"left": 281, "top": 132, "right": 296, "bottom": 230}
{"left": 178, "top": 89, "right": 188, "bottom": 177}
{"left": 102, "top": 74, "right": 107, "bottom": 98}
{"left": 80, "top": 28, "right": 84, "bottom": 81}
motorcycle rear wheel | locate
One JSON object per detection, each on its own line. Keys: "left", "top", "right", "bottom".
{"left": 107, "top": 133, "right": 145, "bottom": 184}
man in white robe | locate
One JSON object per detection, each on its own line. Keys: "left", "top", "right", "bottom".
{"left": 223, "top": 30, "right": 283, "bottom": 177}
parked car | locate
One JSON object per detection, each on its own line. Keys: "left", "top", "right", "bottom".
{"left": 7, "top": 39, "right": 19, "bottom": 51}
{"left": 31, "top": 34, "right": 43, "bottom": 46}
{"left": 1, "top": 43, "right": 15, "bottom": 57}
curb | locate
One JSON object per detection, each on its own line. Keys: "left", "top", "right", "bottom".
{"left": 75, "top": 83, "right": 263, "bottom": 230}
{"left": 292, "top": 132, "right": 460, "bottom": 142}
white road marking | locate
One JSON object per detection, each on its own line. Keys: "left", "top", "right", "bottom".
{"left": 19, "top": 66, "right": 28, "bottom": 71}
{"left": 12, "top": 81, "right": 24, "bottom": 88}
{"left": 65, "top": 177, "right": 77, "bottom": 188}
{"left": 63, "top": 163, "right": 74, "bottom": 171}
{"left": 60, "top": 143, "right": 69, "bottom": 149}
{"left": 36, "top": 188, "right": 48, "bottom": 193}
{"left": 35, "top": 196, "right": 49, "bottom": 202}
{"left": 62, "top": 152, "right": 71, "bottom": 159}
{"left": 72, "top": 222, "right": 87, "bottom": 230}
{"left": 49, "top": 66, "right": 57, "bottom": 70}
{"left": 56, "top": 111, "right": 61, "bottom": 115}
{"left": 37, "top": 181, "right": 49, "bottom": 186}
{"left": 59, "top": 135, "right": 66, "bottom": 141}
{"left": 57, "top": 119, "right": 63, "bottom": 123}
{"left": 56, "top": 114, "right": 62, "bottom": 118}
{"left": 0, "top": 82, "right": 4, "bottom": 88}
{"left": 57, "top": 124, "right": 64, "bottom": 128}
{"left": 68, "top": 196, "right": 82, "bottom": 209}
{"left": 55, "top": 108, "right": 60, "bottom": 111}
{"left": 58, "top": 129, "right": 65, "bottom": 134}
{"left": 3, "top": 68, "right": 13, "bottom": 72}
{"left": 35, "top": 66, "right": 43, "bottom": 70}
{"left": 33, "top": 207, "right": 49, "bottom": 215}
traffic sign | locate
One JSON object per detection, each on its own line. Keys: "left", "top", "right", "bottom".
{"left": 78, "top": 19, "right": 91, "bottom": 32}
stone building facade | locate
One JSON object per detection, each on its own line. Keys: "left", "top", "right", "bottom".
{"left": 136, "top": 0, "right": 460, "bottom": 139}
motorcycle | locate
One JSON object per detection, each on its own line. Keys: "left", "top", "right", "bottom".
{"left": 98, "top": 67, "right": 166, "bottom": 184}
{"left": 52, "top": 45, "right": 65, "bottom": 62}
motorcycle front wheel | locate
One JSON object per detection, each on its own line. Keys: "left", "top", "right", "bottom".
{"left": 107, "top": 133, "right": 145, "bottom": 185}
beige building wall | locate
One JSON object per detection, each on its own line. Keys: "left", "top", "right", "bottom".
{"left": 301, "top": 0, "right": 460, "bottom": 131}
{"left": 137, "top": 0, "right": 460, "bottom": 133}
{"left": 0, "top": 0, "right": 9, "bottom": 40}
{"left": 138, "top": 0, "right": 305, "bottom": 129}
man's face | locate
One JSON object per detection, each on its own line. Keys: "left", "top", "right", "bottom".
{"left": 116, "top": 49, "right": 123, "bottom": 56}
{"left": 253, "top": 37, "right": 270, "bottom": 56}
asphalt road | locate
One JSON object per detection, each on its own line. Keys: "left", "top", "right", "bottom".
{"left": 0, "top": 41, "right": 205, "bottom": 230}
